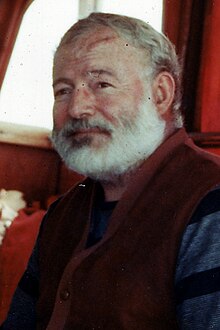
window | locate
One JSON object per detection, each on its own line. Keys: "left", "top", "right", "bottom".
{"left": 0, "top": 0, "right": 78, "bottom": 129}
{"left": 0, "top": 0, "right": 163, "bottom": 130}
{"left": 96, "top": 0, "right": 162, "bottom": 32}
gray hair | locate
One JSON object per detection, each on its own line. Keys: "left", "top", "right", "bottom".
{"left": 55, "top": 12, "right": 183, "bottom": 127}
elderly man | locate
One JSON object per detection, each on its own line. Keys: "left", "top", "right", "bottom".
{"left": 2, "top": 12, "right": 220, "bottom": 329}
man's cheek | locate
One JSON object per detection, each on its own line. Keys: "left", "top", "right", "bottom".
{"left": 53, "top": 105, "right": 69, "bottom": 129}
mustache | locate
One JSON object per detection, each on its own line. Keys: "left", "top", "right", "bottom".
{"left": 53, "top": 118, "right": 113, "bottom": 137}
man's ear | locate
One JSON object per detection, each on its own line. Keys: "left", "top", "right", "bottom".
{"left": 152, "top": 72, "right": 175, "bottom": 116}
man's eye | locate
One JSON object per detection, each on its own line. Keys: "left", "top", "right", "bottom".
{"left": 54, "top": 88, "right": 71, "bottom": 98}
{"left": 97, "top": 82, "right": 112, "bottom": 89}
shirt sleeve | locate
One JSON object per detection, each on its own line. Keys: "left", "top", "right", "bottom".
{"left": 175, "top": 187, "right": 220, "bottom": 329}
{"left": 0, "top": 242, "right": 39, "bottom": 329}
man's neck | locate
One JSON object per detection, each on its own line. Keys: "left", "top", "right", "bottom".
{"left": 100, "top": 169, "right": 138, "bottom": 202}
{"left": 101, "top": 182, "right": 126, "bottom": 202}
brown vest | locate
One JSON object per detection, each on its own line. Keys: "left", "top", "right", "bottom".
{"left": 37, "top": 129, "right": 220, "bottom": 329}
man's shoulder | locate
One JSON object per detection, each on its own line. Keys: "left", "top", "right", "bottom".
{"left": 48, "top": 177, "right": 90, "bottom": 210}
{"left": 189, "top": 185, "right": 220, "bottom": 225}
{"left": 38, "top": 179, "right": 88, "bottom": 231}
{"left": 186, "top": 134, "right": 220, "bottom": 168}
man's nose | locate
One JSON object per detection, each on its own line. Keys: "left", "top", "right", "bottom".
{"left": 68, "top": 85, "right": 95, "bottom": 119}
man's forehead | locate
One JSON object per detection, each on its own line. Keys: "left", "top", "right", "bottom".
{"left": 54, "top": 26, "right": 140, "bottom": 63}
{"left": 87, "top": 35, "right": 119, "bottom": 50}
{"left": 57, "top": 28, "right": 117, "bottom": 54}
{"left": 53, "top": 38, "right": 121, "bottom": 73}
{"left": 53, "top": 28, "right": 149, "bottom": 80}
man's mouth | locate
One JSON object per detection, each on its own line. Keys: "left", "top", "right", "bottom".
{"left": 76, "top": 127, "right": 107, "bottom": 134}
{"left": 65, "top": 127, "right": 111, "bottom": 138}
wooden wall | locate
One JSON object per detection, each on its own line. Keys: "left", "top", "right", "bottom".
{"left": 0, "top": 123, "right": 83, "bottom": 208}
{"left": 163, "top": 0, "right": 220, "bottom": 155}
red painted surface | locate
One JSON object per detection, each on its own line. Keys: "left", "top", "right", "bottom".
{"left": 0, "top": 0, "right": 32, "bottom": 88}
{"left": 197, "top": 1, "right": 220, "bottom": 132}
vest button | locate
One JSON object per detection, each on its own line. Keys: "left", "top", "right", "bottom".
{"left": 60, "top": 289, "right": 70, "bottom": 301}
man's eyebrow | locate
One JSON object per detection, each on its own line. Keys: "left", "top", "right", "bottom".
{"left": 53, "top": 70, "right": 118, "bottom": 87}
{"left": 87, "top": 69, "right": 116, "bottom": 79}
{"left": 52, "top": 78, "right": 73, "bottom": 88}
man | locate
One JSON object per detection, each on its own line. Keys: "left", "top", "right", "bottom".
{"left": 2, "top": 12, "right": 220, "bottom": 329}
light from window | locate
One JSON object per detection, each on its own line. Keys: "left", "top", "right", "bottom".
{"left": 0, "top": 0, "right": 163, "bottom": 130}
{"left": 96, "top": 0, "right": 163, "bottom": 32}
{"left": 0, "top": 0, "right": 78, "bottom": 129}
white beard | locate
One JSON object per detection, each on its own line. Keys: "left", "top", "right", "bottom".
{"left": 51, "top": 101, "right": 166, "bottom": 182}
